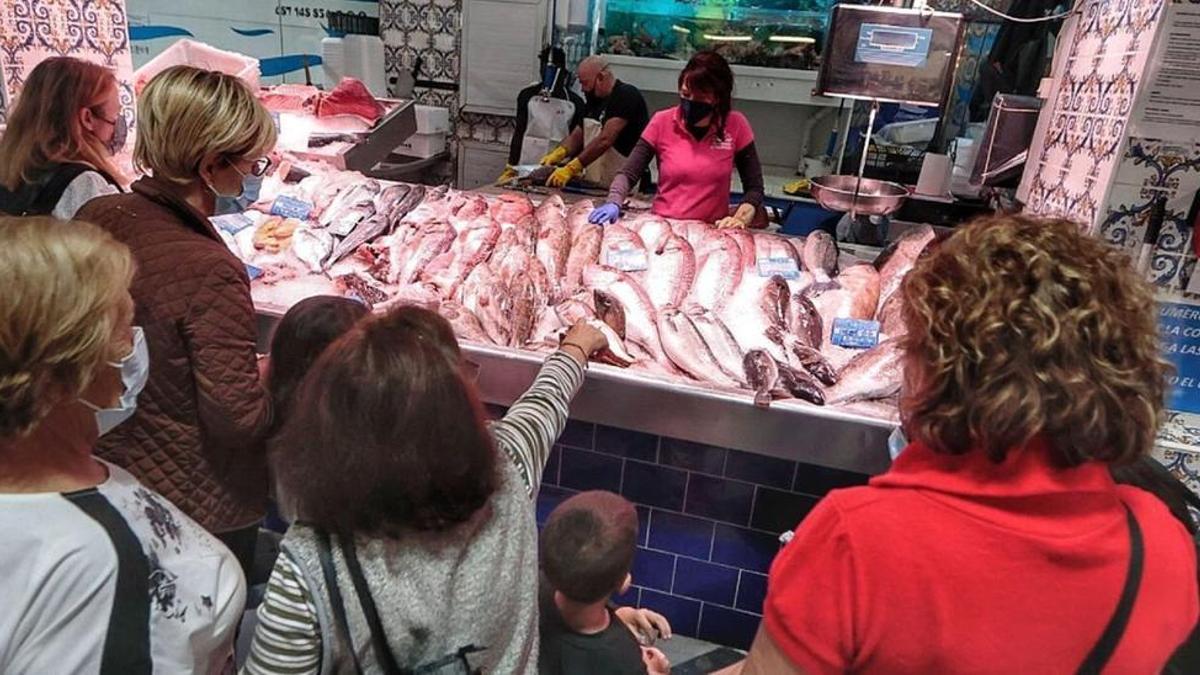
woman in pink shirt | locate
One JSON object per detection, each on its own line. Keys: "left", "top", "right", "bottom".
{"left": 589, "top": 51, "right": 765, "bottom": 229}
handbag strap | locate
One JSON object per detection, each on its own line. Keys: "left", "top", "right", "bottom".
{"left": 339, "top": 535, "right": 406, "bottom": 675}
{"left": 1077, "top": 504, "right": 1145, "bottom": 675}
{"left": 317, "top": 531, "right": 365, "bottom": 675}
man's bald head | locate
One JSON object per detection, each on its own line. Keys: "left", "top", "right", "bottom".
{"left": 578, "top": 56, "right": 614, "bottom": 98}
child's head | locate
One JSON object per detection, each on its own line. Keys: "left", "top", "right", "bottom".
{"left": 541, "top": 491, "right": 638, "bottom": 604}
{"left": 267, "top": 295, "right": 368, "bottom": 432}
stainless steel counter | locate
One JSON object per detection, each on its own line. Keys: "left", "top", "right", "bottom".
{"left": 256, "top": 307, "right": 894, "bottom": 475}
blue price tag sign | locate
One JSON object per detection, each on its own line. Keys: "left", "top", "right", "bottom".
{"left": 270, "top": 195, "right": 314, "bottom": 220}
{"left": 1160, "top": 301, "right": 1200, "bottom": 414}
{"left": 244, "top": 264, "right": 264, "bottom": 281}
{"left": 831, "top": 318, "right": 881, "bottom": 349}
{"left": 210, "top": 213, "right": 254, "bottom": 235}
{"left": 757, "top": 256, "right": 800, "bottom": 280}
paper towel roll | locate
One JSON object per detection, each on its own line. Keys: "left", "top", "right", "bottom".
{"left": 916, "top": 153, "right": 952, "bottom": 196}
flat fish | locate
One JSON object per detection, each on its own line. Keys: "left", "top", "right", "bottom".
{"left": 458, "top": 263, "right": 511, "bottom": 345}
{"left": 439, "top": 301, "right": 490, "bottom": 343}
{"left": 293, "top": 226, "right": 335, "bottom": 273}
{"left": 802, "top": 230, "right": 838, "bottom": 282}
{"left": 564, "top": 223, "right": 602, "bottom": 292}
{"left": 492, "top": 192, "right": 536, "bottom": 224}
{"left": 657, "top": 307, "right": 742, "bottom": 388}
{"left": 743, "top": 350, "right": 781, "bottom": 407}
{"left": 824, "top": 339, "right": 903, "bottom": 405}
{"left": 645, "top": 234, "right": 696, "bottom": 310}
{"left": 685, "top": 306, "right": 746, "bottom": 385}
{"left": 329, "top": 213, "right": 389, "bottom": 265}
{"left": 876, "top": 224, "right": 936, "bottom": 314}
{"left": 586, "top": 265, "right": 667, "bottom": 364}
{"left": 537, "top": 217, "right": 572, "bottom": 302}
{"left": 689, "top": 235, "right": 744, "bottom": 312}
{"left": 389, "top": 222, "right": 456, "bottom": 284}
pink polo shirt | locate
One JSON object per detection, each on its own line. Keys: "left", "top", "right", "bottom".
{"left": 643, "top": 107, "right": 755, "bottom": 223}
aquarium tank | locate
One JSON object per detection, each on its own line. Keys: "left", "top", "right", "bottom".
{"left": 601, "top": 0, "right": 835, "bottom": 70}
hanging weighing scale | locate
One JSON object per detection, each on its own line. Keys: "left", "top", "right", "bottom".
{"left": 810, "top": 5, "right": 965, "bottom": 233}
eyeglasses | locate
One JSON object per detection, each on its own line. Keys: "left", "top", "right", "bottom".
{"left": 228, "top": 155, "right": 273, "bottom": 177}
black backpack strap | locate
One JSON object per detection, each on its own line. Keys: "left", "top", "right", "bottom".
{"left": 339, "top": 535, "right": 406, "bottom": 675}
{"left": 27, "top": 163, "right": 93, "bottom": 215}
{"left": 1077, "top": 503, "right": 1145, "bottom": 675}
{"left": 317, "top": 531, "right": 365, "bottom": 675}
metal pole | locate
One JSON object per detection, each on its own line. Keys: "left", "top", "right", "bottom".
{"left": 851, "top": 99, "right": 879, "bottom": 218}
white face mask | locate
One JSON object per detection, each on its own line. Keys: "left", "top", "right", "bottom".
{"left": 79, "top": 327, "right": 149, "bottom": 436}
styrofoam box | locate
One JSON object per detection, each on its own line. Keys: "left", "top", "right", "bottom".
{"left": 397, "top": 132, "right": 447, "bottom": 159}
{"left": 414, "top": 105, "right": 450, "bottom": 135}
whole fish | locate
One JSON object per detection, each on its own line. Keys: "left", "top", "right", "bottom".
{"left": 567, "top": 199, "right": 596, "bottom": 240}
{"left": 439, "top": 301, "right": 490, "bottom": 343}
{"left": 587, "top": 318, "right": 636, "bottom": 367}
{"left": 328, "top": 213, "right": 390, "bottom": 266}
{"left": 320, "top": 180, "right": 380, "bottom": 236}
{"left": 508, "top": 271, "right": 541, "bottom": 347}
{"left": 776, "top": 362, "right": 826, "bottom": 405}
{"left": 671, "top": 220, "right": 712, "bottom": 250}
{"left": 293, "top": 226, "right": 335, "bottom": 273}
{"left": 743, "top": 350, "right": 781, "bottom": 407}
{"left": 789, "top": 293, "right": 824, "bottom": 348}
{"left": 805, "top": 264, "right": 880, "bottom": 347}
{"left": 645, "top": 234, "right": 697, "bottom": 310}
{"left": 428, "top": 221, "right": 502, "bottom": 298}
{"left": 373, "top": 183, "right": 410, "bottom": 219}
{"left": 401, "top": 184, "right": 453, "bottom": 224}
{"left": 789, "top": 343, "right": 838, "bottom": 386}
{"left": 724, "top": 230, "right": 759, "bottom": 271}
{"left": 556, "top": 296, "right": 595, "bottom": 326}
{"left": 308, "top": 172, "right": 362, "bottom": 219}
{"left": 494, "top": 245, "right": 550, "bottom": 306}
{"left": 685, "top": 306, "right": 746, "bottom": 385}
{"left": 452, "top": 193, "right": 490, "bottom": 221}
{"left": 492, "top": 192, "right": 536, "bottom": 224}
{"left": 458, "top": 263, "right": 511, "bottom": 345}
{"left": 876, "top": 224, "right": 936, "bottom": 314}
{"left": 802, "top": 230, "right": 838, "bottom": 282}
{"left": 635, "top": 217, "right": 674, "bottom": 251}
{"left": 530, "top": 305, "right": 566, "bottom": 348}
{"left": 564, "top": 223, "right": 603, "bottom": 291}
{"left": 824, "top": 339, "right": 903, "bottom": 405}
{"left": 689, "top": 235, "right": 744, "bottom": 312}
{"left": 586, "top": 264, "right": 666, "bottom": 364}
{"left": 537, "top": 217, "right": 572, "bottom": 302}
{"left": 720, "top": 274, "right": 791, "bottom": 364}
{"left": 389, "top": 222, "right": 456, "bottom": 284}
{"left": 533, "top": 193, "right": 567, "bottom": 229}
{"left": 877, "top": 291, "right": 906, "bottom": 338}
{"left": 753, "top": 232, "right": 803, "bottom": 271}
{"left": 385, "top": 184, "right": 425, "bottom": 231}
{"left": 657, "top": 307, "right": 743, "bottom": 388}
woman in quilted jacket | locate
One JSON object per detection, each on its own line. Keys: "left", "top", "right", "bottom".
{"left": 76, "top": 65, "right": 277, "bottom": 577}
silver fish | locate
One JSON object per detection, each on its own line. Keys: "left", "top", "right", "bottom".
{"left": 824, "top": 339, "right": 903, "bottom": 405}
{"left": 293, "top": 226, "right": 335, "bottom": 273}
{"left": 684, "top": 306, "right": 746, "bottom": 385}
{"left": 587, "top": 264, "right": 666, "bottom": 364}
{"left": 689, "top": 233, "right": 744, "bottom": 312}
{"left": 645, "top": 234, "right": 696, "bottom": 311}
{"left": 657, "top": 307, "right": 743, "bottom": 388}
{"left": 329, "top": 213, "right": 390, "bottom": 266}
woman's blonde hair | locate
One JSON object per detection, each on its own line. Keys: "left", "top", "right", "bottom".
{"left": 900, "top": 214, "right": 1170, "bottom": 467}
{"left": 0, "top": 57, "right": 123, "bottom": 191}
{"left": 0, "top": 217, "right": 134, "bottom": 440}
{"left": 134, "top": 65, "right": 276, "bottom": 184}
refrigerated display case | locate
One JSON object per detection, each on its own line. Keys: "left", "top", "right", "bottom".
{"left": 600, "top": 0, "right": 834, "bottom": 71}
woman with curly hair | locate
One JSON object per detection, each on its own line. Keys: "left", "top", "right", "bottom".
{"left": 741, "top": 214, "right": 1198, "bottom": 674}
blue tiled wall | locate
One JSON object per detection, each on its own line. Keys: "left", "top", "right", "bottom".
{"left": 533, "top": 419, "right": 869, "bottom": 651}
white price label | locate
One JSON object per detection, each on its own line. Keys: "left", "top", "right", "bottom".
{"left": 757, "top": 256, "right": 800, "bottom": 280}
{"left": 606, "top": 243, "right": 648, "bottom": 272}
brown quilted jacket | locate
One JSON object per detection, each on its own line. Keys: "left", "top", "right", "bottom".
{"left": 77, "top": 177, "right": 272, "bottom": 533}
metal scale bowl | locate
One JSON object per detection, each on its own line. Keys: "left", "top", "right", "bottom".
{"left": 810, "top": 174, "right": 909, "bottom": 217}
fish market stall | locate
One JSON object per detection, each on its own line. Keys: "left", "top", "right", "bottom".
{"left": 238, "top": 158, "right": 931, "bottom": 475}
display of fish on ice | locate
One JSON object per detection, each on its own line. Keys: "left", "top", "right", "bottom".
{"left": 243, "top": 169, "right": 929, "bottom": 411}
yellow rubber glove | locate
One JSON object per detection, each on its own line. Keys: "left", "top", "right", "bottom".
{"left": 496, "top": 165, "right": 518, "bottom": 185}
{"left": 539, "top": 145, "right": 570, "bottom": 166}
{"left": 715, "top": 202, "right": 757, "bottom": 229}
{"left": 547, "top": 158, "right": 584, "bottom": 188}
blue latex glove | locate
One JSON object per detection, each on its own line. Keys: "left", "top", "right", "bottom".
{"left": 589, "top": 202, "right": 621, "bottom": 225}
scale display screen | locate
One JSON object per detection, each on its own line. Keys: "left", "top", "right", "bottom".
{"left": 817, "top": 5, "right": 963, "bottom": 107}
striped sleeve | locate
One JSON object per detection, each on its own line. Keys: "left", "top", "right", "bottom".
{"left": 491, "top": 350, "right": 586, "bottom": 498}
{"left": 241, "top": 552, "right": 322, "bottom": 675}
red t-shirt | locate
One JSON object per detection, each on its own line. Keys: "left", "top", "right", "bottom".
{"left": 764, "top": 440, "right": 1198, "bottom": 674}
{"left": 642, "top": 107, "right": 754, "bottom": 223}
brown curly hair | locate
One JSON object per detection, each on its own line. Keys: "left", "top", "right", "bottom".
{"left": 900, "top": 214, "right": 1170, "bottom": 467}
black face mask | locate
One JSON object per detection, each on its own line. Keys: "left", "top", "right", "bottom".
{"left": 680, "top": 97, "right": 715, "bottom": 139}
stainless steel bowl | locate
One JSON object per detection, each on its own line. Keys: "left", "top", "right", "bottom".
{"left": 810, "top": 175, "right": 909, "bottom": 216}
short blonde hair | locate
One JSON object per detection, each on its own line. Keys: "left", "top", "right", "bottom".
{"left": 134, "top": 65, "right": 276, "bottom": 184}
{"left": 900, "top": 214, "right": 1170, "bottom": 467}
{"left": 0, "top": 217, "right": 134, "bottom": 439}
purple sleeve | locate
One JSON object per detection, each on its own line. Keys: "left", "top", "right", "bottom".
{"left": 606, "top": 139, "right": 657, "bottom": 206}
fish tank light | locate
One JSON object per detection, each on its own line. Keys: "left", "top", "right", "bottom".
{"left": 704, "top": 34, "right": 754, "bottom": 42}
{"left": 768, "top": 36, "right": 817, "bottom": 44}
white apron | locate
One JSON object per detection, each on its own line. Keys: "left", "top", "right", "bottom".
{"left": 519, "top": 94, "right": 576, "bottom": 166}
{"left": 582, "top": 116, "right": 628, "bottom": 186}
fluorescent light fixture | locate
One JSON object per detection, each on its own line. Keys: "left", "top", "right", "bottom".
{"left": 768, "top": 36, "right": 816, "bottom": 44}
{"left": 703, "top": 34, "right": 752, "bottom": 42}
{"left": 672, "top": 24, "right": 691, "bottom": 34}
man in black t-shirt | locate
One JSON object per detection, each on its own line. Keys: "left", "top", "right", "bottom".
{"left": 545, "top": 56, "right": 650, "bottom": 189}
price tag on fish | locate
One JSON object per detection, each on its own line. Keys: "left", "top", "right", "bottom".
{"left": 210, "top": 213, "right": 255, "bottom": 235}
{"left": 831, "top": 318, "right": 881, "bottom": 349}
{"left": 605, "top": 242, "right": 648, "bottom": 272}
{"left": 270, "top": 195, "right": 314, "bottom": 221}
{"left": 757, "top": 256, "right": 801, "bottom": 280}
{"left": 244, "top": 264, "right": 264, "bottom": 281}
